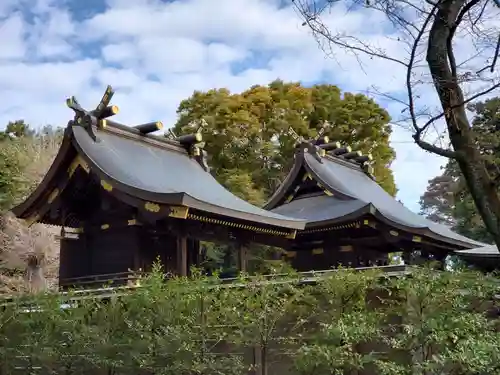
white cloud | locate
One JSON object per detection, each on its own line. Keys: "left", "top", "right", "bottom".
{"left": 1, "top": 0, "right": 495, "bottom": 212}
{"left": 0, "top": 13, "right": 26, "bottom": 60}
{"left": 101, "top": 43, "right": 137, "bottom": 65}
{"left": 0, "top": 0, "right": 20, "bottom": 17}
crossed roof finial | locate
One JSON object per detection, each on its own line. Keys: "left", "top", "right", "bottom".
{"left": 66, "top": 85, "right": 119, "bottom": 142}
{"left": 286, "top": 121, "right": 331, "bottom": 162}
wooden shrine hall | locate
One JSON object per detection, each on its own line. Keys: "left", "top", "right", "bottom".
{"left": 11, "top": 86, "right": 305, "bottom": 289}
{"left": 264, "top": 136, "right": 484, "bottom": 271}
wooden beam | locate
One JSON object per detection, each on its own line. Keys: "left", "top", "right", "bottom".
{"left": 161, "top": 218, "right": 292, "bottom": 249}
{"left": 177, "top": 236, "right": 188, "bottom": 276}
{"left": 292, "top": 235, "right": 384, "bottom": 251}
{"left": 238, "top": 245, "right": 248, "bottom": 272}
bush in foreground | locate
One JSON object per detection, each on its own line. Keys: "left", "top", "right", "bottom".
{"left": 0, "top": 266, "right": 499, "bottom": 375}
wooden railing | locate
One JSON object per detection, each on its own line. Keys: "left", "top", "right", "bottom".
{"left": 62, "top": 264, "right": 408, "bottom": 298}
{"left": 59, "top": 271, "right": 148, "bottom": 289}
{"left": 59, "top": 264, "right": 409, "bottom": 288}
{"left": 0, "top": 265, "right": 410, "bottom": 305}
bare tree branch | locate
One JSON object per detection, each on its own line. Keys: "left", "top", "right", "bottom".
{"left": 412, "top": 135, "right": 458, "bottom": 157}
{"left": 476, "top": 32, "right": 500, "bottom": 73}
{"left": 420, "top": 80, "right": 500, "bottom": 134}
{"left": 448, "top": 0, "right": 482, "bottom": 78}
{"left": 295, "top": 0, "right": 500, "bottom": 246}
{"left": 296, "top": 1, "right": 410, "bottom": 67}
{"left": 407, "top": 2, "right": 439, "bottom": 139}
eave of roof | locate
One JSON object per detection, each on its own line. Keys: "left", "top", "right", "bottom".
{"left": 11, "top": 127, "right": 75, "bottom": 218}
{"left": 305, "top": 152, "right": 484, "bottom": 248}
{"left": 456, "top": 245, "right": 500, "bottom": 257}
{"left": 12, "top": 122, "right": 305, "bottom": 231}
{"left": 266, "top": 144, "right": 484, "bottom": 249}
{"left": 270, "top": 194, "right": 371, "bottom": 227}
{"left": 455, "top": 245, "right": 500, "bottom": 270}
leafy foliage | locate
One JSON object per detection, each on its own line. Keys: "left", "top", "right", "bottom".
{"left": 223, "top": 271, "right": 311, "bottom": 375}
{"left": 173, "top": 80, "right": 396, "bottom": 202}
{"left": 0, "top": 123, "right": 63, "bottom": 210}
{"left": 294, "top": 268, "right": 383, "bottom": 375}
{"left": 0, "top": 140, "right": 26, "bottom": 210}
{"left": 376, "top": 266, "right": 500, "bottom": 375}
{"left": 0, "top": 123, "right": 63, "bottom": 293}
{"left": 0, "top": 120, "right": 34, "bottom": 141}
{"left": 419, "top": 161, "right": 459, "bottom": 228}
{"left": 1, "top": 266, "right": 499, "bottom": 375}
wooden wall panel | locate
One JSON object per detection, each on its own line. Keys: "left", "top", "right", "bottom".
{"left": 138, "top": 229, "right": 178, "bottom": 274}
{"left": 58, "top": 236, "right": 89, "bottom": 284}
{"left": 88, "top": 227, "right": 138, "bottom": 276}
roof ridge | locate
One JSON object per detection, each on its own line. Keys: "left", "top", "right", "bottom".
{"left": 64, "top": 85, "right": 210, "bottom": 173}
{"left": 284, "top": 127, "right": 375, "bottom": 178}
{"left": 294, "top": 139, "right": 376, "bottom": 181}
{"left": 323, "top": 152, "right": 365, "bottom": 170}
{"left": 100, "top": 120, "right": 187, "bottom": 153}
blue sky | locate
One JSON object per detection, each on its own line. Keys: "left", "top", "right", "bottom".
{"left": 0, "top": 0, "right": 473, "bottom": 212}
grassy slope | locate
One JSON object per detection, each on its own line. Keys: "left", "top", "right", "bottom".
{"left": 0, "top": 134, "right": 61, "bottom": 294}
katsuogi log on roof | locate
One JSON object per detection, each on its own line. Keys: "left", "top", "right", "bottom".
{"left": 12, "top": 86, "right": 305, "bottom": 239}
{"left": 264, "top": 131, "right": 483, "bottom": 270}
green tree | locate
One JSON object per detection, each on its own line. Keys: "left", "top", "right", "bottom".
{"left": 419, "top": 98, "right": 500, "bottom": 244}
{"left": 0, "top": 141, "right": 25, "bottom": 210}
{"left": 84, "top": 296, "right": 134, "bottom": 374}
{"left": 11, "top": 293, "right": 65, "bottom": 373}
{"left": 0, "top": 120, "right": 34, "bottom": 140}
{"left": 119, "top": 265, "right": 245, "bottom": 375}
{"left": 294, "top": 268, "right": 383, "bottom": 375}
{"left": 173, "top": 80, "right": 396, "bottom": 202}
{"left": 3, "top": 267, "right": 500, "bottom": 375}
{"left": 376, "top": 266, "right": 500, "bottom": 375}
{"left": 0, "top": 300, "right": 22, "bottom": 374}
{"left": 419, "top": 162, "right": 459, "bottom": 228}
{"left": 420, "top": 158, "right": 494, "bottom": 243}
{"left": 0, "top": 123, "right": 63, "bottom": 210}
{"left": 224, "top": 271, "right": 312, "bottom": 375}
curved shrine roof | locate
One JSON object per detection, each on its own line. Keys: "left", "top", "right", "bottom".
{"left": 266, "top": 143, "right": 484, "bottom": 249}
{"left": 272, "top": 194, "right": 367, "bottom": 223}
{"left": 12, "top": 92, "right": 305, "bottom": 232}
{"left": 71, "top": 126, "right": 303, "bottom": 228}
{"left": 455, "top": 245, "right": 500, "bottom": 270}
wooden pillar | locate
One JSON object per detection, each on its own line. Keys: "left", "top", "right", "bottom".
{"left": 192, "top": 239, "right": 201, "bottom": 267}
{"left": 177, "top": 236, "right": 188, "bottom": 276}
{"left": 434, "top": 253, "right": 447, "bottom": 271}
{"left": 238, "top": 244, "right": 248, "bottom": 272}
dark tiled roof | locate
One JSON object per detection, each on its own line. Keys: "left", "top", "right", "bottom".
{"left": 268, "top": 145, "right": 484, "bottom": 248}
{"left": 73, "top": 126, "right": 304, "bottom": 229}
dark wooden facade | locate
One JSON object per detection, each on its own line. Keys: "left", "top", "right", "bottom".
{"left": 11, "top": 86, "right": 305, "bottom": 289}
{"left": 53, "top": 171, "right": 203, "bottom": 287}
{"left": 265, "top": 138, "right": 484, "bottom": 272}
{"left": 11, "top": 86, "right": 494, "bottom": 287}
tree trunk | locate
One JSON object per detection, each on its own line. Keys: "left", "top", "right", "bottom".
{"left": 426, "top": 0, "right": 500, "bottom": 247}
{"left": 261, "top": 344, "right": 268, "bottom": 375}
